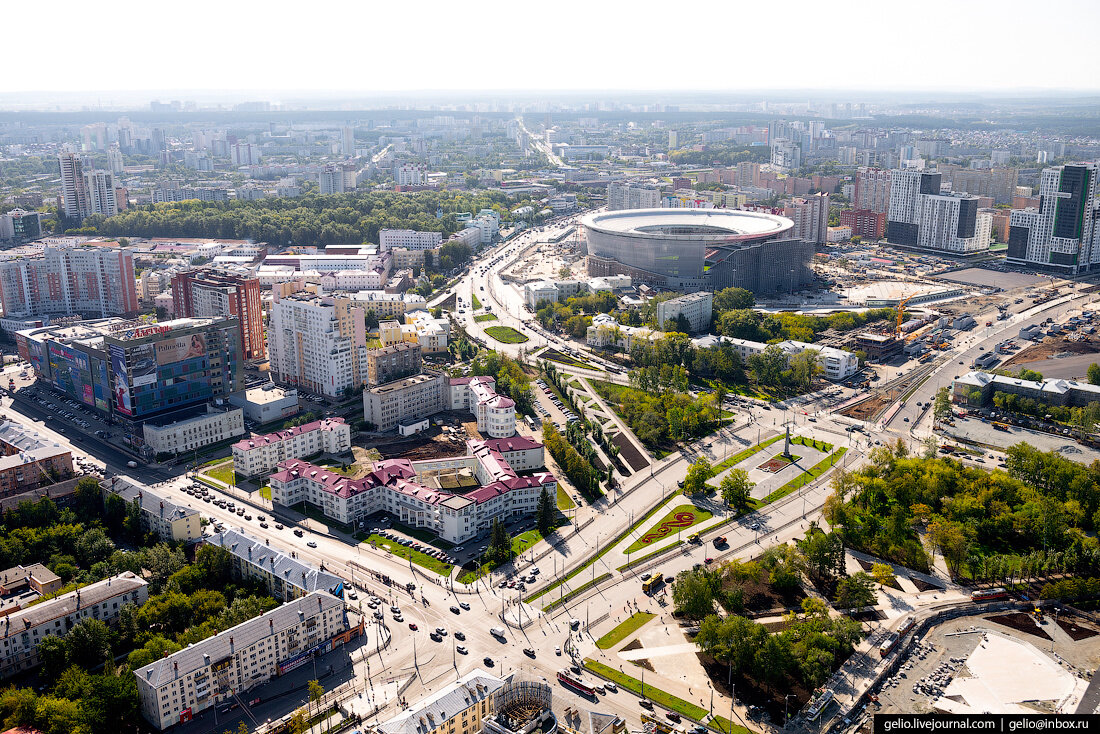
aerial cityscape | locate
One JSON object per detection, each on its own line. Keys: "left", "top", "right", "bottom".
{"left": 2, "top": 2, "right": 1100, "bottom": 734}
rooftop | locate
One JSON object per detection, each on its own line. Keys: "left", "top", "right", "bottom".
{"left": 379, "top": 669, "right": 505, "bottom": 734}
{"left": 207, "top": 528, "right": 344, "bottom": 596}
{"left": 135, "top": 591, "right": 343, "bottom": 688}
{"left": 233, "top": 417, "right": 346, "bottom": 452}
{"left": 100, "top": 477, "right": 198, "bottom": 523}
{"left": 0, "top": 572, "right": 146, "bottom": 640}
{"left": 583, "top": 208, "right": 793, "bottom": 239}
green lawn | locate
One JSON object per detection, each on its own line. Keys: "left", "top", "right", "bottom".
{"left": 484, "top": 326, "right": 529, "bottom": 344}
{"left": 749, "top": 447, "right": 848, "bottom": 510}
{"left": 595, "top": 612, "right": 656, "bottom": 649}
{"left": 709, "top": 435, "right": 783, "bottom": 476}
{"left": 259, "top": 486, "right": 272, "bottom": 501}
{"left": 471, "top": 293, "right": 482, "bottom": 310}
{"left": 364, "top": 533, "right": 453, "bottom": 575}
{"left": 583, "top": 660, "right": 709, "bottom": 721}
{"left": 557, "top": 486, "right": 576, "bottom": 511}
{"left": 710, "top": 716, "right": 753, "bottom": 734}
{"left": 203, "top": 463, "right": 238, "bottom": 486}
{"left": 624, "top": 504, "right": 713, "bottom": 555}
{"left": 474, "top": 313, "right": 498, "bottom": 323}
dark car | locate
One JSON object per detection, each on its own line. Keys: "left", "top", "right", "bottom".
{"left": 483, "top": 657, "right": 494, "bottom": 667}
{"left": 639, "top": 700, "right": 654, "bottom": 710}
{"left": 450, "top": 605, "right": 461, "bottom": 614}
{"left": 454, "top": 631, "right": 466, "bottom": 641}
{"left": 523, "top": 648, "right": 535, "bottom": 658}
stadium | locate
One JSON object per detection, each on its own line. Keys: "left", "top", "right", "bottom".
{"left": 582, "top": 208, "right": 812, "bottom": 293}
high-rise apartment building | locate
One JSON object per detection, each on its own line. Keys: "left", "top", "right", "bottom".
{"left": 342, "top": 126, "right": 355, "bottom": 156}
{"left": 229, "top": 142, "right": 258, "bottom": 166}
{"left": 1008, "top": 163, "right": 1100, "bottom": 273}
{"left": 171, "top": 268, "right": 265, "bottom": 360}
{"left": 106, "top": 146, "right": 124, "bottom": 176}
{"left": 267, "top": 294, "right": 368, "bottom": 397}
{"left": 82, "top": 169, "right": 118, "bottom": 217}
{"left": 854, "top": 167, "right": 891, "bottom": 213}
{"left": 318, "top": 166, "right": 346, "bottom": 195}
{"left": 886, "top": 170, "right": 942, "bottom": 245}
{"left": 607, "top": 182, "right": 660, "bottom": 211}
{"left": 0, "top": 246, "right": 138, "bottom": 318}
{"left": 886, "top": 169, "right": 990, "bottom": 252}
{"left": 789, "top": 193, "right": 830, "bottom": 245}
{"left": 57, "top": 151, "right": 88, "bottom": 221}
{"left": 394, "top": 164, "right": 426, "bottom": 186}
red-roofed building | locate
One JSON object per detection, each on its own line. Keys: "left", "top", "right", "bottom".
{"left": 268, "top": 439, "right": 554, "bottom": 543}
{"left": 232, "top": 417, "right": 351, "bottom": 478}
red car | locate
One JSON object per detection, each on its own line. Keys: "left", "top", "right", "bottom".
{"left": 409, "top": 623, "right": 418, "bottom": 631}
{"left": 705, "top": 557, "right": 714, "bottom": 564}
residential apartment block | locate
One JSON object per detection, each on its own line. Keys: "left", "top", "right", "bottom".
{"left": 0, "top": 421, "right": 73, "bottom": 499}
{"left": 1007, "top": 163, "right": 1100, "bottom": 273}
{"left": 0, "top": 572, "right": 148, "bottom": 678}
{"left": 0, "top": 246, "right": 139, "bottom": 318}
{"left": 887, "top": 170, "right": 991, "bottom": 252}
{"left": 378, "top": 669, "right": 505, "bottom": 734}
{"left": 267, "top": 294, "right": 368, "bottom": 398}
{"left": 101, "top": 477, "right": 202, "bottom": 543}
{"left": 655, "top": 292, "right": 713, "bottom": 334}
{"left": 206, "top": 528, "right": 344, "bottom": 601}
{"left": 607, "top": 182, "right": 660, "bottom": 211}
{"left": 142, "top": 407, "right": 245, "bottom": 457}
{"left": 171, "top": 269, "right": 265, "bottom": 360}
{"left": 232, "top": 417, "right": 351, "bottom": 478}
{"left": 366, "top": 342, "right": 422, "bottom": 386}
{"left": 135, "top": 592, "right": 349, "bottom": 730}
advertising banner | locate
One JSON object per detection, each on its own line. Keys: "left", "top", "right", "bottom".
{"left": 110, "top": 344, "right": 132, "bottom": 416}
{"left": 130, "top": 343, "right": 158, "bottom": 387}
{"left": 155, "top": 333, "right": 206, "bottom": 365}
{"left": 93, "top": 359, "right": 110, "bottom": 412}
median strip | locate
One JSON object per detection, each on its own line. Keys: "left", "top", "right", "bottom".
{"left": 595, "top": 612, "right": 656, "bottom": 649}
{"left": 583, "top": 659, "right": 709, "bottom": 721}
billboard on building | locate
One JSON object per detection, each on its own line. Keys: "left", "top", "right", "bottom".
{"left": 110, "top": 344, "right": 132, "bottom": 416}
{"left": 93, "top": 359, "right": 110, "bottom": 412}
{"left": 48, "top": 343, "right": 93, "bottom": 406}
{"left": 130, "top": 343, "right": 157, "bottom": 387}
{"left": 155, "top": 333, "right": 206, "bottom": 365}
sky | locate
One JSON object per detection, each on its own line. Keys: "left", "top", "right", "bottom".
{"left": 9, "top": 0, "right": 1100, "bottom": 96}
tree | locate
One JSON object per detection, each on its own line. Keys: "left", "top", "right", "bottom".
{"left": 1089, "top": 363, "right": 1100, "bottom": 386}
{"left": 66, "top": 619, "right": 111, "bottom": 670}
{"left": 870, "top": 563, "right": 896, "bottom": 588}
{"left": 488, "top": 518, "right": 510, "bottom": 562}
{"left": 672, "top": 568, "right": 721, "bottom": 620}
{"left": 536, "top": 487, "right": 554, "bottom": 536}
{"left": 288, "top": 712, "right": 309, "bottom": 734}
{"left": 798, "top": 527, "right": 845, "bottom": 589}
{"left": 787, "top": 350, "right": 823, "bottom": 390}
{"left": 682, "top": 457, "right": 713, "bottom": 495}
{"left": 933, "top": 386, "right": 952, "bottom": 423}
{"left": 695, "top": 614, "right": 766, "bottom": 677}
{"left": 719, "top": 468, "right": 754, "bottom": 510}
{"left": 834, "top": 572, "right": 876, "bottom": 609}
{"left": 713, "top": 287, "right": 755, "bottom": 312}
{"left": 926, "top": 518, "right": 970, "bottom": 576}
{"left": 308, "top": 679, "right": 325, "bottom": 734}
{"left": 38, "top": 635, "right": 70, "bottom": 681}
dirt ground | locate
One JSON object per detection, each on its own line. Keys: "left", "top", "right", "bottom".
{"left": 841, "top": 392, "right": 893, "bottom": 420}
{"left": 1000, "top": 335, "right": 1100, "bottom": 369}
{"left": 360, "top": 414, "right": 474, "bottom": 461}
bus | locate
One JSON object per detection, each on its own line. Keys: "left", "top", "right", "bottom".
{"left": 642, "top": 577, "right": 664, "bottom": 594}
{"left": 971, "top": 587, "right": 1009, "bottom": 602}
{"left": 992, "top": 422, "right": 1011, "bottom": 432}
{"left": 557, "top": 670, "right": 596, "bottom": 697}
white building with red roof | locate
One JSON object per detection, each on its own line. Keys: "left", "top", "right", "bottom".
{"left": 267, "top": 439, "right": 554, "bottom": 543}
{"left": 447, "top": 375, "right": 516, "bottom": 438}
{"left": 231, "top": 417, "right": 351, "bottom": 478}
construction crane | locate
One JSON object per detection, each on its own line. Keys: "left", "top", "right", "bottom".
{"left": 895, "top": 293, "right": 916, "bottom": 337}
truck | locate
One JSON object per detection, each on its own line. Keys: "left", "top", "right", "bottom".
{"left": 490, "top": 627, "right": 506, "bottom": 639}
{"left": 713, "top": 536, "right": 727, "bottom": 547}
